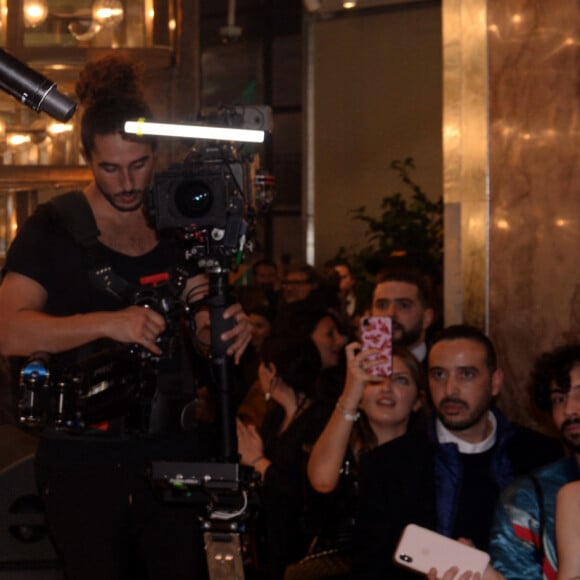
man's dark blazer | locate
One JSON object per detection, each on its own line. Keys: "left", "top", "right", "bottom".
{"left": 351, "top": 409, "right": 563, "bottom": 579}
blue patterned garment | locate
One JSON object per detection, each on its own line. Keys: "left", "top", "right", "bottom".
{"left": 489, "top": 455, "right": 580, "bottom": 580}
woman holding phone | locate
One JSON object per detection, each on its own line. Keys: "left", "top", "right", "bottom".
{"left": 295, "top": 341, "right": 426, "bottom": 579}
{"left": 308, "top": 341, "right": 426, "bottom": 494}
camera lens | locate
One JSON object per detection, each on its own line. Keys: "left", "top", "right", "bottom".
{"left": 174, "top": 180, "right": 213, "bottom": 218}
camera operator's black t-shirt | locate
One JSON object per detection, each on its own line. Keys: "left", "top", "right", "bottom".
{"left": 4, "top": 196, "right": 211, "bottom": 463}
{"left": 5, "top": 200, "right": 190, "bottom": 317}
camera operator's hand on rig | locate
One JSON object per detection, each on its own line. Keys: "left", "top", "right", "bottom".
{"left": 186, "top": 274, "right": 251, "bottom": 364}
{"left": 222, "top": 303, "right": 251, "bottom": 364}
{"left": 101, "top": 305, "right": 167, "bottom": 356}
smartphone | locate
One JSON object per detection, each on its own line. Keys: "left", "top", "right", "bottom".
{"left": 393, "top": 524, "right": 490, "bottom": 576}
{"left": 360, "top": 316, "right": 393, "bottom": 378}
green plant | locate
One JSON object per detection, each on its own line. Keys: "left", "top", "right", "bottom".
{"left": 337, "top": 157, "right": 443, "bottom": 291}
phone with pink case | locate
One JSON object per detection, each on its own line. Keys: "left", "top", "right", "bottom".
{"left": 360, "top": 316, "right": 393, "bottom": 378}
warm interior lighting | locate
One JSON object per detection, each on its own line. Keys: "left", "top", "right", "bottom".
{"left": 48, "top": 123, "right": 74, "bottom": 136}
{"left": 7, "top": 134, "right": 31, "bottom": 146}
{"left": 124, "top": 120, "right": 265, "bottom": 144}
{"left": 343, "top": 0, "right": 357, "bottom": 8}
{"left": 93, "top": 0, "right": 124, "bottom": 25}
{"left": 23, "top": 0, "right": 48, "bottom": 28}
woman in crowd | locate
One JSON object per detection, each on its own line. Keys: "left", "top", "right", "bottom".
{"left": 237, "top": 334, "right": 333, "bottom": 580}
{"left": 278, "top": 303, "right": 348, "bottom": 405}
{"left": 308, "top": 342, "right": 426, "bottom": 493}
{"left": 300, "top": 342, "right": 426, "bottom": 578}
{"left": 237, "top": 301, "right": 276, "bottom": 428}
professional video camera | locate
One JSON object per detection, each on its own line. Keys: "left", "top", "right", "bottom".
{"left": 147, "top": 105, "right": 274, "bottom": 273}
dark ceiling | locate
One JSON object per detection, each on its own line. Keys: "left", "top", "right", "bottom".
{"left": 200, "top": 1, "right": 303, "bottom": 47}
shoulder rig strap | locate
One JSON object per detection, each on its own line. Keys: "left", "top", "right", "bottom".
{"left": 48, "top": 191, "right": 100, "bottom": 247}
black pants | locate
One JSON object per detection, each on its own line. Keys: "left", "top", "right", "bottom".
{"left": 35, "top": 457, "right": 209, "bottom": 580}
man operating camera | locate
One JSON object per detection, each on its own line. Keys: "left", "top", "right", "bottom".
{"left": 0, "top": 54, "right": 251, "bottom": 580}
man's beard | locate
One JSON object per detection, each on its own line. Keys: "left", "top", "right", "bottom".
{"left": 97, "top": 181, "right": 145, "bottom": 213}
{"left": 392, "top": 319, "right": 423, "bottom": 348}
{"left": 560, "top": 417, "right": 580, "bottom": 452}
{"left": 435, "top": 394, "right": 492, "bottom": 432}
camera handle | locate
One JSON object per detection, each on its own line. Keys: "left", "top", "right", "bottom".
{"left": 207, "top": 269, "right": 237, "bottom": 462}
{"left": 205, "top": 270, "right": 254, "bottom": 578}
{"left": 151, "top": 261, "right": 254, "bottom": 578}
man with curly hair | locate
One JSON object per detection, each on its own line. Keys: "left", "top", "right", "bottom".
{"left": 0, "top": 54, "right": 251, "bottom": 579}
{"left": 489, "top": 345, "right": 580, "bottom": 580}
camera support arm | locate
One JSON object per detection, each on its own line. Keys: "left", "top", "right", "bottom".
{"left": 207, "top": 269, "right": 237, "bottom": 462}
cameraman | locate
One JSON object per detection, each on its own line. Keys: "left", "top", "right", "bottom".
{"left": 0, "top": 54, "right": 251, "bottom": 579}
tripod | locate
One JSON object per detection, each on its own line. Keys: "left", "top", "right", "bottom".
{"left": 151, "top": 268, "right": 259, "bottom": 580}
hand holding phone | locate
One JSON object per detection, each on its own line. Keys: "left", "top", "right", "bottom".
{"left": 394, "top": 524, "right": 490, "bottom": 577}
{"left": 360, "top": 316, "right": 393, "bottom": 378}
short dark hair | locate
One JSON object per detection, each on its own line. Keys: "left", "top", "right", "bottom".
{"left": 530, "top": 344, "right": 580, "bottom": 412}
{"left": 284, "top": 264, "right": 319, "bottom": 284}
{"left": 273, "top": 302, "right": 343, "bottom": 340}
{"left": 252, "top": 259, "right": 278, "bottom": 276}
{"left": 324, "top": 258, "right": 352, "bottom": 272}
{"left": 260, "top": 335, "right": 322, "bottom": 398}
{"left": 375, "top": 267, "right": 433, "bottom": 309}
{"left": 428, "top": 324, "right": 498, "bottom": 372}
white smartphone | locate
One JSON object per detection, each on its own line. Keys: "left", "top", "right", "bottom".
{"left": 393, "top": 524, "right": 490, "bottom": 576}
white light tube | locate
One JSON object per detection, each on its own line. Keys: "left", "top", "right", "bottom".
{"left": 124, "top": 119, "right": 265, "bottom": 143}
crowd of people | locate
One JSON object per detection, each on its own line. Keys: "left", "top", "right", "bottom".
{"left": 0, "top": 51, "right": 579, "bottom": 580}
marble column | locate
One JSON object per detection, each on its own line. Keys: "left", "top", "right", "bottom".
{"left": 443, "top": 0, "right": 580, "bottom": 427}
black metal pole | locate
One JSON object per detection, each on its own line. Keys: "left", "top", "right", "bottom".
{"left": 207, "top": 270, "right": 237, "bottom": 462}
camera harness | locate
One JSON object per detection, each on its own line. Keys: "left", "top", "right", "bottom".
{"left": 19, "top": 191, "right": 199, "bottom": 433}
{"left": 49, "top": 190, "right": 137, "bottom": 304}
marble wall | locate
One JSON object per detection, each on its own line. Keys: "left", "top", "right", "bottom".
{"left": 489, "top": 0, "right": 580, "bottom": 426}
{"left": 444, "top": 0, "right": 580, "bottom": 427}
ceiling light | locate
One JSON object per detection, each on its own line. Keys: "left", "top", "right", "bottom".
{"left": 93, "top": 0, "right": 124, "bottom": 26}
{"left": 23, "top": 0, "right": 48, "bottom": 28}
{"left": 343, "top": 0, "right": 357, "bottom": 8}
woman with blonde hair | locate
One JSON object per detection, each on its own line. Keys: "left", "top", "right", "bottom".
{"left": 296, "top": 342, "right": 426, "bottom": 579}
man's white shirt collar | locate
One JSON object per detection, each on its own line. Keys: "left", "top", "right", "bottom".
{"left": 435, "top": 411, "right": 497, "bottom": 454}
{"left": 411, "top": 341, "right": 427, "bottom": 363}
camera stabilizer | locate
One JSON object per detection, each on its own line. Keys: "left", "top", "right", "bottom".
{"left": 146, "top": 108, "right": 274, "bottom": 579}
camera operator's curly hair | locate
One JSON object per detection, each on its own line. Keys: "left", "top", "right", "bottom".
{"left": 76, "top": 53, "right": 145, "bottom": 107}
{"left": 530, "top": 344, "right": 580, "bottom": 412}
{"left": 76, "top": 53, "right": 155, "bottom": 160}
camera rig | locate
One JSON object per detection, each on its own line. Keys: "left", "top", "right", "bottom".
{"left": 18, "top": 105, "right": 274, "bottom": 578}
{"left": 18, "top": 268, "right": 189, "bottom": 432}
{"left": 146, "top": 106, "right": 274, "bottom": 579}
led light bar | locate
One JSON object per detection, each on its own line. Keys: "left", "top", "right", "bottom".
{"left": 124, "top": 119, "right": 265, "bottom": 144}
